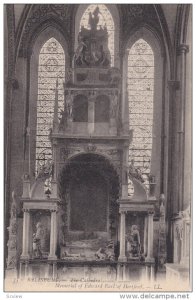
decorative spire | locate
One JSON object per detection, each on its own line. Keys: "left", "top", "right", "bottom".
{"left": 53, "top": 78, "right": 59, "bottom": 132}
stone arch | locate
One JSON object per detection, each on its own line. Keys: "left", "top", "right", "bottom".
{"left": 72, "top": 94, "right": 88, "bottom": 122}
{"left": 57, "top": 153, "right": 120, "bottom": 243}
{"left": 17, "top": 5, "right": 72, "bottom": 58}
{"left": 95, "top": 94, "right": 110, "bottom": 123}
{"left": 58, "top": 152, "right": 120, "bottom": 199}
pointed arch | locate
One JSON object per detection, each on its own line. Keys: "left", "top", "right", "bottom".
{"left": 35, "top": 37, "right": 65, "bottom": 172}
{"left": 28, "top": 26, "right": 69, "bottom": 176}
{"left": 127, "top": 39, "right": 154, "bottom": 194}
{"left": 124, "top": 28, "right": 163, "bottom": 196}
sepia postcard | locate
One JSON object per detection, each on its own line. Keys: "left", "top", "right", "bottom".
{"left": 4, "top": 2, "right": 192, "bottom": 295}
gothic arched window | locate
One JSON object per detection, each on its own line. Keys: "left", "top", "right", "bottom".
{"left": 79, "top": 4, "right": 115, "bottom": 65}
{"left": 36, "top": 37, "right": 65, "bottom": 173}
{"left": 127, "top": 39, "right": 154, "bottom": 195}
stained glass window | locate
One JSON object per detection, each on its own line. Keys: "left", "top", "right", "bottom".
{"left": 36, "top": 37, "right": 65, "bottom": 174}
{"left": 127, "top": 39, "right": 154, "bottom": 195}
{"left": 80, "top": 4, "right": 114, "bottom": 66}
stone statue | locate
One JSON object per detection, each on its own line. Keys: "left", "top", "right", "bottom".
{"left": 36, "top": 159, "right": 53, "bottom": 179}
{"left": 128, "top": 159, "right": 144, "bottom": 183}
{"left": 59, "top": 109, "right": 68, "bottom": 131}
{"left": 65, "top": 91, "right": 73, "bottom": 118}
{"left": 95, "top": 240, "right": 115, "bottom": 261}
{"left": 88, "top": 7, "right": 100, "bottom": 31}
{"left": 6, "top": 191, "right": 17, "bottom": 270}
{"left": 126, "top": 225, "right": 141, "bottom": 258}
{"left": 64, "top": 68, "right": 73, "bottom": 86}
{"left": 32, "top": 222, "right": 44, "bottom": 258}
{"left": 108, "top": 67, "right": 121, "bottom": 85}
{"left": 11, "top": 191, "right": 17, "bottom": 218}
{"left": 74, "top": 38, "right": 87, "bottom": 65}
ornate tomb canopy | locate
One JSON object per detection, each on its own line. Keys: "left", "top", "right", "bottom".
{"left": 74, "top": 6, "right": 111, "bottom": 68}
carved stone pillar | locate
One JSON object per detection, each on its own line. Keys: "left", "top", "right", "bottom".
{"left": 122, "top": 49, "right": 130, "bottom": 134}
{"left": 88, "top": 96, "right": 95, "bottom": 135}
{"left": 48, "top": 209, "right": 57, "bottom": 260}
{"left": 22, "top": 174, "right": 30, "bottom": 198}
{"left": 177, "top": 44, "right": 189, "bottom": 212}
{"left": 109, "top": 91, "right": 118, "bottom": 135}
{"left": 122, "top": 143, "right": 129, "bottom": 198}
{"left": 66, "top": 90, "right": 73, "bottom": 132}
{"left": 21, "top": 209, "right": 30, "bottom": 259}
{"left": 118, "top": 211, "right": 127, "bottom": 262}
{"left": 143, "top": 215, "right": 148, "bottom": 256}
{"left": 146, "top": 211, "right": 154, "bottom": 262}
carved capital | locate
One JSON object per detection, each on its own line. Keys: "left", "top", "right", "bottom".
{"left": 178, "top": 44, "right": 189, "bottom": 55}
{"left": 148, "top": 210, "right": 154, "bottom": 216}
{"left": 23, "top": 208, "right": 30, "bottom": 213}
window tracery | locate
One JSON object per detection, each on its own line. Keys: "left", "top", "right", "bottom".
{"left": 127, "top": 39, "right": 154, "bottom": 195}
{"left": 36, "top": 37, "right": 65, "bottom": 173}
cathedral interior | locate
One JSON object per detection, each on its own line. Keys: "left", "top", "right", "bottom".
{"left": 4, "top": 4, "right": 192, "bottom": 290}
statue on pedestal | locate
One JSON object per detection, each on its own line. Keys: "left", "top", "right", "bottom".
{"left": 66, "top": 91, "right": 73, "bottom": 119}
{"left": 32, "top": 222, "right": 44, "bottom": 258}
{"left": 126, "top": 225, "right": 141, "bottom": 258}
{"left": 88, "top": 7, "right": 100, "bottom": 31}
{"left": 36, "top": 159, "right": 53, "bottom": 179}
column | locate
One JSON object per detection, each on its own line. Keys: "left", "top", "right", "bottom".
{"left": 88, "top": 96, "right": 95, "bottom": 135}
{"left": 48, "top": 209, "right": 57, "bottom": 260}
{"left": 118, "top": 211, "right": 127, "bottom": 262}
{"left": 177, "top": 44, "right": 189, "bottom": 212}
{"left": 21, "top": 209, "right": 30, "bottom": 259}
{"left": 51, "top": 140, "right": 57, "bottom": 198}
{"left": 143, "top": 215, "right": 148, "bottom": 256}
{"left": 122, "top": 143, "right": 129, "bottom": 199}
{"left": 122, "top": 49, "right": 129, "bottom": 134}
{"left": 146, "top": 211, "right": 154, "bottom": 262}
{"left": 109, "top": 91, "right": 118, "bottom": 135}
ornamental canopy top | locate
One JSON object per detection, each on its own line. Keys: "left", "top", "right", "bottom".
{"left": 73, "top": 6, "right": 111, "bottom": 68}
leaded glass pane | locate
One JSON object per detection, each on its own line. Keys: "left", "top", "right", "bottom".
{"left": 80, "top": 4, "right": 114, "bottom": 66}
{"left": 127, "top": 39, "right": 154, "bottom": 194}
{"left": 36, "top": 37, "right": 65, "bottom": 174}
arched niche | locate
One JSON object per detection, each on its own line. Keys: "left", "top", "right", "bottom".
{"left": 74, "top": 4, "right": 120, "bottom": 67}
{"left": 57, "top": 153, "right": 120, "bottom": 242}
{"left": 72, "top": 94, "right": 88, "bottom": 122}
{"left": 29, "top": 26, "right": 69, "bottom": 177}
{"left": 123, "top": 27, "right": 164, "bottom": 197}
{"left": 95, "top": 95, "right": 110, "bottom": 123}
